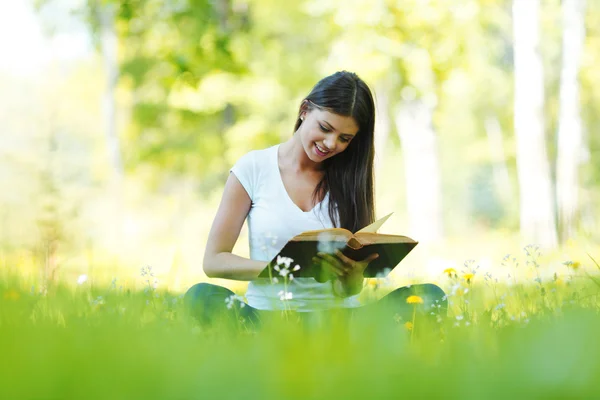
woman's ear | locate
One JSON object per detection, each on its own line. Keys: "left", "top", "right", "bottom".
{"left": 298, "top": 99, "right": 311, "bottom": 120}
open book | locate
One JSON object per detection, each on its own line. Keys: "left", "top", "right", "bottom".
{"left": 258, "top": 213, "right": 418, "bottom": 282}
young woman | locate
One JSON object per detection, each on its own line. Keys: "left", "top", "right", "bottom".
{"left": 185, "top": 71, "right": 446, "bottom": 326}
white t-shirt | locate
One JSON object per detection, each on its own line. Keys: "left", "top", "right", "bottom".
{"left": 230, "top": 144, "right": 360, "bottom": 311}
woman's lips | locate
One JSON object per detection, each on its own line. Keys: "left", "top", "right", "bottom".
{"left": 314, "top": 143, "right": 330, "bottom": 157}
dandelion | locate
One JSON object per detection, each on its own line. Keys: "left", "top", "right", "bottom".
{"left": 443, "top": 268, "right": 457, "bottom": 277}
{"left": 463, "top": 273, "right": 474, "bottom": 283}
{"left": 406, "top": 295, "right": 424, "bottom": 342}
{"left": 77, "top": 274, "right": 88, "bottom": 285}
{"left": 570, "top": 261, "right": 581, "bottom": 270}
{"left": 404, "top": 321, "right": 414, "bottom": 331}
{"left": 406, "top": 295, "right": 424, "bottom": 304}
{"left": 3, "top": 289, "right": 20, "bottom": 301}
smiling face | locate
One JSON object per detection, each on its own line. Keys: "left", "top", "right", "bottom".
{"left": 298, "top": 107, "right": 360, "bottom": 163}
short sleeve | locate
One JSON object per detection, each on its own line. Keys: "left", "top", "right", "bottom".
{"left": 230, "top": 151, "right": 256, "bottom": 200}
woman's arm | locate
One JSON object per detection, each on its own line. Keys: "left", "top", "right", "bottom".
{"left": 202, "top": 173, "right": 267, "bottom": 281}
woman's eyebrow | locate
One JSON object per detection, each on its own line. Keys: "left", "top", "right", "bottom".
{"left": 321, "top": 120, "right": 355, "bottom": 137}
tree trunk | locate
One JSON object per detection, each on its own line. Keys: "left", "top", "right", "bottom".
{"left": 512, "top": 0, "right": 557, "bottom": 247}
{"left": 556, "top": 0, "right": 586, "bottom": 242}
{"left": 374, "top": 83, "right": 391, "bottom": 180}
{"left": 99, "top": 3, "right": 123, "bottom": 182}
{"left": 484, "top": 116, "right": 513, "bottom": 211}
{"left": 98, "top": 3, "right": 124, "bottom": 257}
{"left": 395, "top": 98, "right": 443, "bottom": 242}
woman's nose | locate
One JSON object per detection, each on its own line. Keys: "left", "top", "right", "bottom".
{"left": 324, "top": 137, "right": 336, "bottom": 152}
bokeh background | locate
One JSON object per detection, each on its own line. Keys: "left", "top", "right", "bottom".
{"left": 1, "top": 0, "right": 598, "bottom": 293}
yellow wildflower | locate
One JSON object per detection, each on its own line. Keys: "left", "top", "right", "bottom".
{"left": 404, "top": 321, "right": 414, "bottom": 331}
{"left": 570, "top": 261, "right": 581, "bottom": 270}
{"left": 443, "top": 268, "right": 457, "bottom": 277}
{"left": 464, "top": 273, "right": 474, "bottom": 283}
{"left": 3, "top": 289, "right": 20, "bottom": 301}
{"left": 406, "top": 295, "right": 424, "bottom": 304}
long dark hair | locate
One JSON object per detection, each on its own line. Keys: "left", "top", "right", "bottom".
{"left": 294, "top": 71, "right": 376, "bottom": 232}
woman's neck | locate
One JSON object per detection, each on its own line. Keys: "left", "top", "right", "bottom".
{"left": 279, "top": 134, "right": 324, "bottom": 174}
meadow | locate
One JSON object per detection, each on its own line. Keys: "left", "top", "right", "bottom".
{"left": 1, "top": 246, "right": 600, "bottom": 399}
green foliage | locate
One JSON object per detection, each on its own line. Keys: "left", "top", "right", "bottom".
{"left": 26, "top": 0, "right": 600, "bottom": 234}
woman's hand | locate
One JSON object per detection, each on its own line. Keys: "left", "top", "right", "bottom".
{"left": 312, "top": 250, "right": 379, "bottom": 297}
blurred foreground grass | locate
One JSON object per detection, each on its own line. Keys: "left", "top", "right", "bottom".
{"left": 1, "top": 250, "right": 600, "bottom": 399}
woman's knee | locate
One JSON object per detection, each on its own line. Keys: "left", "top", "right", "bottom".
{"left": 183, "top": 283, "right": 234, "bottom": 313}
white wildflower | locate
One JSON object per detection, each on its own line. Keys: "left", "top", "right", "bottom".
{"left": 276, "top": 256, "right": 293, "bottom": 269}
{"left": 278, "top": 290, "right": 293, "bottom": 301}
{"left": 77, "top": 274, "right": 88, "bottom": 285}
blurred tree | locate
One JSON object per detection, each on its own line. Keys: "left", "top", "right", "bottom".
{"left": 373, "top": 82, "right": 392, "bottom": 178}
{"left": 96, "top": 0, "right": 123, "bottom": 182}
{"left": 512, "top": 0, "right": 557, "bottom": 247}
{"left": 85, "top": 0, "right": 333, "bottom": 195}
{"left": 579, "top": 1, "right": 600, "bottom": 238}
{"left": 484, "top": 116, "right": 513, "bottom": 214}
{"left": 313, "top": 0, "right": 518, "bottom": 239}
{"left": 556, "top": 0, "right": 586, "bottom": 242}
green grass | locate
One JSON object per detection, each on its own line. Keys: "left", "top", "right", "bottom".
{"left": 1, "top": 253, "right": 600, "bottom": 399}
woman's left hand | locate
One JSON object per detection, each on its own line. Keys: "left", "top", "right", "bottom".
{"left": 313, "top": 249, "right": 379, "bottom": 297}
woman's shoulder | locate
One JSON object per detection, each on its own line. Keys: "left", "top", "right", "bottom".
{"left": 231, "top": 144, "right": 278, "bottom": 177}
{"left": 234, "top": 144, "right": 278, "bottom": 166}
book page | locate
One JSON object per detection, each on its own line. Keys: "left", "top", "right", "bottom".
{"left": 355, "top": 212, "right": 393, "bottom": 234}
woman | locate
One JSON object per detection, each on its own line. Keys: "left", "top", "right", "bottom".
{"left": 185, "top": 71, "right": 446, "bottom": 326}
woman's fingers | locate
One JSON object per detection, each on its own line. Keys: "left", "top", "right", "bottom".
{"left": 317, "top": 252, "right": 350, "bottom": 272}
{"left": 362, "top": 253, "right": 379, "bottom": 263}
{"left": 312, "top": 256, "right": 344, "bottom": 276}
{"left": 333, "top": 250, "right": 353, "bottom": 266}
{"left": 334, "top": 250, "right": 379, "bottom": 267}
